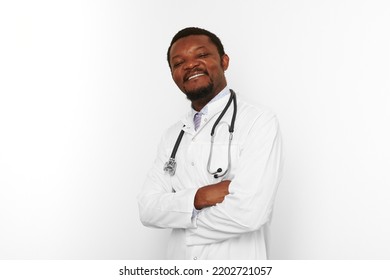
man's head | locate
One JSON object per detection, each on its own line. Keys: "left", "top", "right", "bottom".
{"left": 167, "top": 27, "right": 229, "bottom": 108}
{"left": 167, "top": 27, "right": 226, "bottom": 68}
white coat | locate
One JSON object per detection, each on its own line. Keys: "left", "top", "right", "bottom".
{"left": 138, "top": 88, "right": 283, "bottom": 259}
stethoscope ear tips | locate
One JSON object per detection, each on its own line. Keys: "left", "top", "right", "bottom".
{"left": 213, "top": 168, "right": 223, "bottom": 178}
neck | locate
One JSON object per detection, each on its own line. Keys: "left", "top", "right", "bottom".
{"left": 191, "top": 94, "right": 216, "bottom": 111}
{"left": 191, "top": 83, "right": 227, "bottom": 111}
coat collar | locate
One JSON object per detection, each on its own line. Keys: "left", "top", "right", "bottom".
{"left": 180, "top": 87, "right": 231, "bottom": 134}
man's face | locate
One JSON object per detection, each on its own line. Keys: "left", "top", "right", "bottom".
{"left": 169, "top": 35, "right": 229, "bottom": 101}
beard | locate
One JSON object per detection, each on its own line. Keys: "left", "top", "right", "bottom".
{"left": 184, "top": 82, "right": 214, "bottom": 101}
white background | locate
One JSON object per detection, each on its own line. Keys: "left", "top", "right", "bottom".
{"left": 0, "top": 0, "right": 389, "bottom": 259}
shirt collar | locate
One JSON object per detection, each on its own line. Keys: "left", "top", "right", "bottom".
{"left": 181, "top": 86, "right": 231, "bottom": 131}
{"left": 191, "top": 86, "right": 230, "bottom": 116}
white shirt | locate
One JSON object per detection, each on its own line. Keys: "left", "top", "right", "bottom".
{"left": 138, "top": 87, "right": 283, "bottom": 259}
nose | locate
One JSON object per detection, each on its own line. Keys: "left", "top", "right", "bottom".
{"left": 183, "top": 58, "right": 200, "bottom": 70}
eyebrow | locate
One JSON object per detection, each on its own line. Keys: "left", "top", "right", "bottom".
{"left": 171, "top": 46, "right": 208, "bottom": 61}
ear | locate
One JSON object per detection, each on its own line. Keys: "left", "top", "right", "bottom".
{"left": 221, "top": 54, "right": 229, "bottom": 71}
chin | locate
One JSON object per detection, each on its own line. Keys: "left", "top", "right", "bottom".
{"left": 184, "top": 83, "right": 214, "bottom": 101}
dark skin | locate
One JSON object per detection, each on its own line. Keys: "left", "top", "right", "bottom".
{"left": 193, "top": 180, "right": 230, "bottom": 210}
{"left": 169, "top": 35, "right": 230, "bottom": 111}
{"left": 169, "top": 35, "right": 231, "bottom": 209}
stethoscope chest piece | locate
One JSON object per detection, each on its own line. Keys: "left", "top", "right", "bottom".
{"left": 163, "top": 129, "right": 185, "bottom": 176}
{"left": 163, "top": 158, "right": 177, "bottom": 176}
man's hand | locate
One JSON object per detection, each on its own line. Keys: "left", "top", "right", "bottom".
{"left": 194, "top": 180, "right": 231, "bottom": 210}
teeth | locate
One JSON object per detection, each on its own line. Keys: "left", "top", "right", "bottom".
{"left": 188, "top": 73, "right": 205, "bottom": 80}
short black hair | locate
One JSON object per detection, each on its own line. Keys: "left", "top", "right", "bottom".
{"left": 167, "top": 27, "right": 225, "bottom": 68}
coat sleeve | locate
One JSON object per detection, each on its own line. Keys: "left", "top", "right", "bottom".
{"left": 137, "top": 132, "right": 198, "bottom": 229}
{"left": 186, "top": 112, "right": 283, "bottom": 245}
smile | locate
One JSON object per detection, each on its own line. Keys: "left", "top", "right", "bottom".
{"left": 187, "top": 73, "right": 206, "bottom": 81}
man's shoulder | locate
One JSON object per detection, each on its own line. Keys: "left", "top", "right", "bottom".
{"left": 236, "top": 98, "right": 281, "bottom": 141}
{"left": 159, "top": 119, "right": 186, "bottom": 145}
{"left": 165, "top": 120, "right": 185, "bottom": 135}
{"left": 237, "top": 97, "right": 277, "bottom": 123}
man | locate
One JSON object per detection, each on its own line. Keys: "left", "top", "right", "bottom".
{"left": 137, "top": 27, "right": 283, "bottom": 260}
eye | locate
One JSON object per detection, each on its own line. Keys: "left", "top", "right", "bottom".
{"left": 198, "top": 53, "right": 209, "bottom": 58}
{"left": 172, "top": 61, "right": 183, "bottom": 68}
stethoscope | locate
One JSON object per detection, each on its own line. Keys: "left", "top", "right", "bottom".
{"left": 163, "top": 89, "right": 237, "bottom": 179}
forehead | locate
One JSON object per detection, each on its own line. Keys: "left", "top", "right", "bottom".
{"left": 170, "top": 35, "right": 218, "bottom": 58}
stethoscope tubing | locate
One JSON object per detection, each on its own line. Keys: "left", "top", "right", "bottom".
{"left": 164, "top": 89, "right": 237, "bottom": 178}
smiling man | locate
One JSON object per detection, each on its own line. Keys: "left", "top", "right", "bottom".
{"left": 138, "top": 27, "right": 283, "bottom": 260}
{"left": 168, "top": 32, "right": 229, "bottom": 112}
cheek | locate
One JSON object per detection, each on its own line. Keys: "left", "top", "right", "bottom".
{"left": 172, "top": 71, "right": 183, "bottom": 86}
